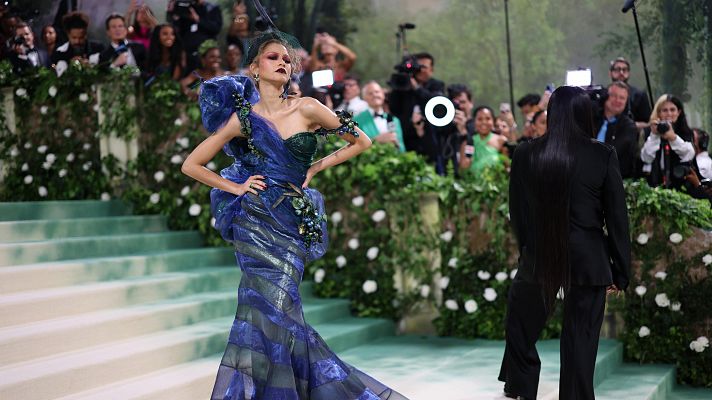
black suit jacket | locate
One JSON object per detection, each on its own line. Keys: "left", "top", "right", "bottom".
{"left": 98, "top": 41, "right": 146, "bottom": 71}
{"left": 51, "top": 40, "right": 105, "bottom": 65}
{"left": 593, "top": 113, "right": 639, "bottom": 179}
{"left": 9, "top": 47, "right": 49, "bottom": 73}
{"left": 509, "top": 139, "right": 631, "bottom": 290}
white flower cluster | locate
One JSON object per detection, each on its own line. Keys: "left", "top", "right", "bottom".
{"left": 690, "top": 336, "right": 709, "bottom": 353}
{"left": 314, "top": 268, "right": 325, "bottom": 283}
{"left": 638, "top": 326, "right": 650, "bottom": 337}
{"left": 439, "top": 231, "right": 453, "bottom": 242}
{"left": 366, "top": 247, "right": 379, "bottom": 260}
{"left": 636, "top": 233, "right": 649, "bottom": 245}
{"left": 362, "top": 280, "right": 377, "bottom": 294}
{"left": 669, "top": 233, "right": 683, "bottom": 244}
{"left": 703, "top": 254, "right": 712, "bottom": 266}
{"left": 351, "top": 196, "right": 364, "bottom": 207}
{"left": 335, "top": 255, "right": 347, "bottom": 268}
{"left": 330, "top": 211, "right": 343, "bottom": 224}
{"left": 483, "top": 288, "right": 497, "bottom": 302}
{"left": 371, "top": 210, "right": 386, "bottom": 223}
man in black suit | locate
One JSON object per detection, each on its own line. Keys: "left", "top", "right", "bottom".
{"left": 98, "top": 13, "right": 145, "bottom": 72}
{"left": 389, "top": 52, "right": 447, "bottom": 173}
{"left": 52, "top": 11, "right": 104, "bottom": 68}
{"left": 609, "top": 57, "right": 651, "bottom": 130}
{"left": 593, "top": 82, "right": 640, "bottom": 179}
{"left": 8, "top": 21, "right": 49, "bottom": 74}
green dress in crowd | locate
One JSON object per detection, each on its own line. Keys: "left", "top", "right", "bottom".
{"left": 470, "top": 132, "right": 502, "bottom": 172}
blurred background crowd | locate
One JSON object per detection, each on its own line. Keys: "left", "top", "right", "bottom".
{"left": 1, "top": 0, "right": 710, "bottom": 204}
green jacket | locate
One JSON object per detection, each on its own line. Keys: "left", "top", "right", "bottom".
{"left": 353, "top": 109, "right": 406, "bottom": 152}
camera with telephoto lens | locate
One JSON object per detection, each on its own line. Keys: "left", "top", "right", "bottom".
{"left": 327, "top": 81, "right": 345, "bottom": 109}
{"left": 388, "top": 56, "right": 422, "bottom": 91}
{"left": 12, "top": 35, "right": 25, "bottom": 46}
{"left": 174, "top": 0, "right": 197, "bottom": 18}
{"left": 672, "top": 163, "right": 691, "bottom": 180}
{"left": 656, "top": 121, "right": 671, "bottom": 135}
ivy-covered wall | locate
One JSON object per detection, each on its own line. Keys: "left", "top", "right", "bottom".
{"left": 1, "top": 62, "right": 711, "bottom": 387}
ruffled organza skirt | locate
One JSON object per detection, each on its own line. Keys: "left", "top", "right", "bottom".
{"left": 210, "top": 180, "right": 408, "bottom": 400}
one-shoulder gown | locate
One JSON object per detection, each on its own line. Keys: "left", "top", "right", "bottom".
{"left": 199, "top": 75, "right": 408, "bottom": 400}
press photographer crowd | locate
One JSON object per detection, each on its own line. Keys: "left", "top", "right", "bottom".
{"left": 2, "top": 0, "right": 711, "bottom": 205}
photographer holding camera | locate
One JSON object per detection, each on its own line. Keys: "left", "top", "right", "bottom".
{"left": 52, "top": 11, "right": 105, "bottom": 67}
{"left": 8, "top": 21, "right": 48, "bottom": 74}
{"left": 167, "top": 0, "right": 223, "bottom": 75}
{"left": 640, "top": 94, "right": 695, "bottom": 190}
{"left": 389, "top": 52, "right": 446, "bottom": 173}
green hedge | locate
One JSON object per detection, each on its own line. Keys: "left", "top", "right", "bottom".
{"left": 1, "top": 63, "right": 711, "bottom": 387}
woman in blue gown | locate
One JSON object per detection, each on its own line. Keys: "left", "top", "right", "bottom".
{"left": 181, "top": 32, "right": 408, "bottom": 400}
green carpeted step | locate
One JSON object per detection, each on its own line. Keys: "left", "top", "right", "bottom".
{"left": 0, "top": 231, "right": 203, "bottom": 266}
{"left": 0, "top": 200, "right": 130, "bottom": 221}
{"left": 0, "top": 215, "right": 168, "bottom": 242}
{"left": 595, "top": 364, "right": 675, "bottom": 400}
{"left": 667, "top": 385, "right": 712, "bottom": 400}
{"left": 0, "top": 266, "right": 239, "bottom": 327}
{"left": 53, "top": 316, "right": 396, "bottom": 400}
{"left": 0, "top": 247, "right": 235, "bottom": 293}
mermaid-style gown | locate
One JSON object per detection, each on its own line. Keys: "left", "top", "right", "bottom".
{"left": 199, "top": 75, "right": 408, "bottom": 400}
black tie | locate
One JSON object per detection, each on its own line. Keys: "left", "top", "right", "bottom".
{"left": 374, "top": 113, "right": 385, "bottom": 119}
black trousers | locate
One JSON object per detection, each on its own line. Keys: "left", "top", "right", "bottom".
{"left": 498, "top": 278, "right": 606, "bottom": 400}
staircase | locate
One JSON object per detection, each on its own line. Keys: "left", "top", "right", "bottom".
{"left": 0, "top": 200, "right": 394, "bottom": 400}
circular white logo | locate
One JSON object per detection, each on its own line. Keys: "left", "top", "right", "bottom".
{"left": 424, "top": 96, "right": 455, "bottom": 127}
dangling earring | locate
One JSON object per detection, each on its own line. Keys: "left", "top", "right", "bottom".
{"left": 253, "top": 73, "right": 260, "bottom": 85}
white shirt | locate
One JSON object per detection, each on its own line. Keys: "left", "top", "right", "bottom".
{"left": 640, "top": 133, "right": 695, "bottom": 169}
{"left": 368, "top": 108, "right": 389, "bottom": 134}
{"left": 696, "top": 151, "right": 712, "bottom": 180}
{"left": 335, "top": 96, "right": 368, "bottom": 116}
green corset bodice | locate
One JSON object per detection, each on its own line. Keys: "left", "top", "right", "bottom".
{"left": 284, "top": 132, "right": 318, "bottom": 167}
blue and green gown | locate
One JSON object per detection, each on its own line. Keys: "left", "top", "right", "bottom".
{"left": 199, "top": 75, "right": 408, "bottom": 400}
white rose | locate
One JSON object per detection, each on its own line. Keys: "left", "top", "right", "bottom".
{"left": 444, "top": 299, "right": 459, "bottom": 311}
{"left": 453, "top": 182, "right": 465, "bottom": 193}
{"left": 23, "top": 175, "right": 33, "bottom": 184}
{"left": 477, "top": 270, "right": 491, "bottom": 281}
{"left": 654, "top": 293, "right": 670, "bottom": 308}
{"left": 15, "top": 87, "right": 27, "bottom": 97}
{"left": 93, "top": 104, "right": 99, "bottom": 112}
{"left": 638, "top": 326, "right": 651, "bottom": 338}
{"left": 420, "top": 285, "right": 430, "bottom": 298}
{"left": 314, "top": 268, "right": 325, "bottom": 283}
{"left": 82, "top": 161, "right": 91, "bottom": 171}
{"left": 348, "top": 238, "right": 359, "bottom": 250}
{"left": 206, "top": 161, "right": 217, "bottom": 171}
{"left": 66, "top": 153, "right": 75, "bottom": 162}
{"left": 78, "top": 93, "right": 89, "bottom": 102}
{"left": 174, "top": 118, "right": 184, "bottom": 127}
{"left": 24, "top": 142, "right": 31, "bottom": 149}
{"left": 698, "top": 336, "right": 710, "bottom": 347}
{"left": 671, "top": 301, "right": 681, "bottom": 312}
{"left": 45, "top": 153, "right": 56, "bottom": 164}
{"left": 176, "top": 137, "right": 190, "bottom": 148}
{"left": 40, "top": 105, "right": 48, "bottom": 114}
{"left": 483, "top": 287, "right": 498, "bottom": 302}
{"left": 180, "top": 186, "right": 190, "bottom": 196}
{"left": 655, "top": 271, "right": 667, "bottom": 280}
{"left": 366, "top": 246, "right": 380, "bottom": 260}
{"left": 669, "top": 233, "right": 683, "bottom": 244}
{"left": 439, "top": 276, "right": 450, "bottom": 289}
{"left": 100, "top": 192, "right": 111, "bottom": 201}
{"left": 447, "top": 257, "right": 458, "bottom": 268}
{"left": 690, "top": 340, "right": 707, "bottom": 353}
{"left": 175, "top": 198, "right": 183, "bottom": 206}
{"left": 510, "top": 269, "right": 518, "bottom": 279}
{"left": 335, "top": 255, "right": 347, "bottom": 268}
{"left": 702, "top": 254, "right": 712, "bottom": 266}
{"left": 37, "top": 145, "right": 48, "bottom": 154}
{"left": 149, "top": 192, "right": 160, "bottom": 204}
{"left": 48, "top": 85, "right": 57, "bottom": 97}
{"left": 495, "top": 272, "right": 508, "bottom": 282}
{"left": 154, "top": 171, "right": 165, "bottom": 182}
{"left": 42, "top": 161, "right": 52, "bottom": 170}
{"left": 210, "top": 217, "right": 216, "bottom": 227}
{"left": 9, "top": 147, "right": 19, "bottom": 157}
{"left": 635, "top": 285, "right": 647, "bottom": 297}
{"left": 351, "top": 196, "right": 364, "bottom": 207}
{"left": 21, "top": 162, "right": 28, "bottom": 171}
{"left": 38, "top": 186, "right": 47, "bottom": 197}
{"left": 331, "top": 211, "right": 343, "bottom": 224}
{"left": 371, "top": 209, "right": 386, "bottom": 223}
{"left": 362, "top": 280, "right": 378, "bottom": 294}
{"left": 439, "top": 230, "right": 453, "bottom": 242}
{"left": 82, "top": 143, "right": 91, "bottom": 151}
{"left": 58, "top": 169, "right": 67, "bottom": 178}
{"left": 171, "top": 154, "right": 183, "bottom": 164}
{"left": 636, "top": 233, "right": 649, "bottom": 245}
{"left": 464, "top": 299, "right": 478, "bottom": 314}
{"left": 188, "top": 204, "right": 202, "bottom": 216}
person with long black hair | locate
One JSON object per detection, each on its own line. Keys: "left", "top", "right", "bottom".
{"left": 146, "top": 23, "right": 185, "bottom": 80}
{"left": 498, "top": 86, "right": 631, "bottom": 400}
